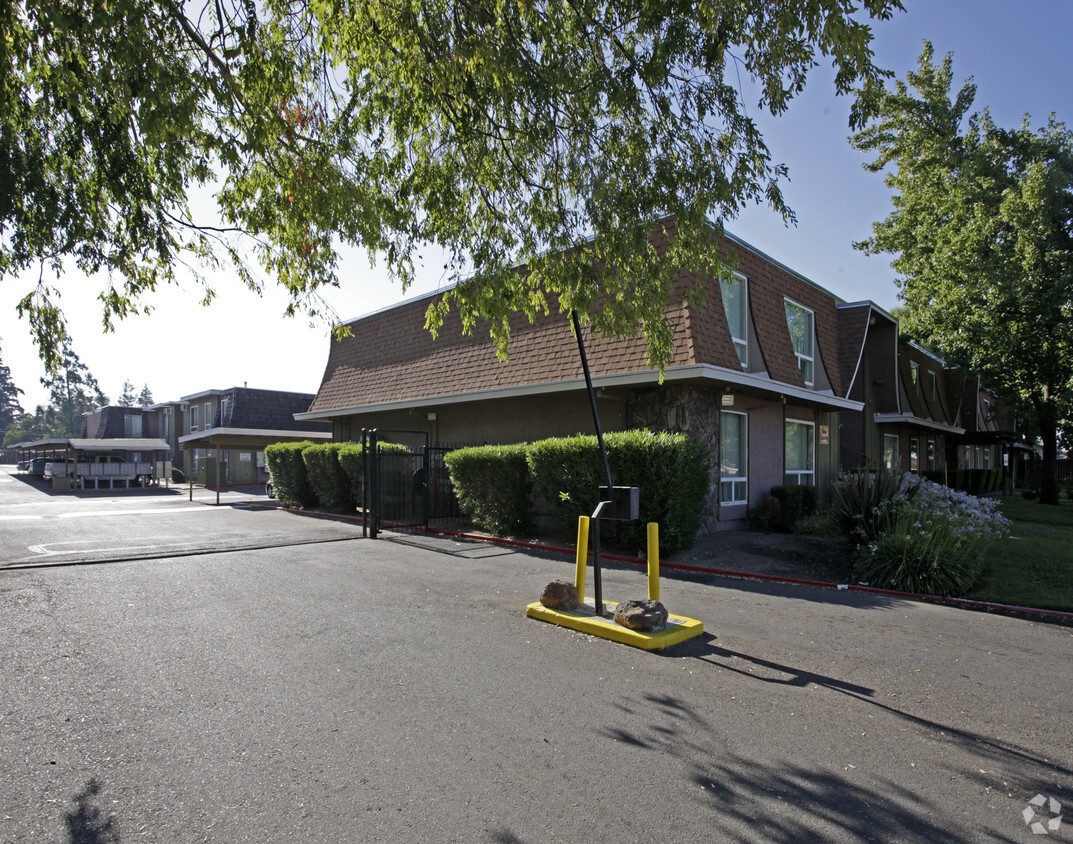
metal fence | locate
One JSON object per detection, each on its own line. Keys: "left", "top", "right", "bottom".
{"left": 362, "top": 431, "right": 476, "bottom": 537}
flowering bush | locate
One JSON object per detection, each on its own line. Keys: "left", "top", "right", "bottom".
{"left": 856, "top": 476, "right": 1011, "bottom": 595}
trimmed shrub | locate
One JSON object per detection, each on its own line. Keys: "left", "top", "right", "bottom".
{"left": 302, "top": 442, "right": 354, "bottom": 512}
{"left": 338, "top": 444, "right": 365, "bottom": 504}
{"left": 768, "top": 484, "right": 818, "bottom": 531}
{"left": 265, "top": 441, "right": 317, "bottom": 508}
{"left": 443, "top": 444, "right": 532, "bottom": 536}
{"left": 527, "top": 430, "right": 711, "bottom": 555}
{"left": 337, "top": 441, "right": 412, "bottom": 507}
{"left": 171, "top": 466, "right": 186, "bottom": 484}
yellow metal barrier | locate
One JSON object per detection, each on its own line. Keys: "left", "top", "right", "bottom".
{"left": 647, "top": 522, "right": 660, "bottom": 602}
{"left": 574, "top": 516, "right": 590, "bottom": 603}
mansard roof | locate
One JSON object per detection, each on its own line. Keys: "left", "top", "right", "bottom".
{"left": 305, "top": 222, "right": 856, "bottom": 418}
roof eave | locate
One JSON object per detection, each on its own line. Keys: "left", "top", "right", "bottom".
{"left": 297, "top": 364, "right": 864, "bottom": 421}
{"left": 873, "top": 413, "right": 965, "bottom": 435}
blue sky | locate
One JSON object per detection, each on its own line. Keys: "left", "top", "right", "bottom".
{"left": 3, "top": 0, "right": 1072, "bottom": 411}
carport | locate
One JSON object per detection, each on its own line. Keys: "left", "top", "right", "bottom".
{"left": 178, "top": 427, "right": 332, "bottom": 502}
{"left": 15, "top": 438, "right": 171, "bottom": 490}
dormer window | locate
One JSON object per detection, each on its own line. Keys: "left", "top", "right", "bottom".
{"left": 911, "top": 361, "right": 919, "bottom": 390}
{"left": 784, "top": 299, "right": 814, "bottom": 385}
{"left": 721, "top": 271, "right": 748, "bottom": 367}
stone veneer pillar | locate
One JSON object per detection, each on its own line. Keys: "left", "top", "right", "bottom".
{"left": 627, "top": 384, "right": 721, "bottom": 534}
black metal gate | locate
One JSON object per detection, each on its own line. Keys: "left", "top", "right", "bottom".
{"left": 361, "top": 430, "right": 471, "bottom": 538}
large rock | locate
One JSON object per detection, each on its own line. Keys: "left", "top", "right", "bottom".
{"left": 614, "top": 599, "right": 668, "bottom": 632}
{"left": 540, "top": 579, "right": 580, "bottom": 610}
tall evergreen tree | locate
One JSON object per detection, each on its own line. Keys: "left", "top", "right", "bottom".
{"left": 137, "top": 384, "right": 154, "bottom": 406}
{"left": 0, "top": 356, "right": 25, "bottom": 443}
{"left": 118, "top": 380, "right": 137, "bottom": 407}
{"left": 40, "top": 338, "right": 109, "bottom": 436}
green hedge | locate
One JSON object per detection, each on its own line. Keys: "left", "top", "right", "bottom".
{"left": 302, "top": 442, "right": 354, "bottom": 512}
{"left": 337, "top": 441, "right": 412, "bottom": 507}
{"left": 264, "top": 441, "right": 317, "bottom": 508}
{"left": 527, "top": 429, "right": 711, "bottom": 554}
{"left": 443, "top": 444, "right": 532, "bottom": 536}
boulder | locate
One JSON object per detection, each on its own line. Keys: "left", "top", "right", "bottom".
{"left": 540, "top": 579, "right": 581, "bottom": 610}
{"left": 614, "top": 599, "right": 668, "bottom": 632}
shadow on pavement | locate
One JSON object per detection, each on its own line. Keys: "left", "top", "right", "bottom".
{"left": 65, "top": 778, "right": 120, "bottom": 844}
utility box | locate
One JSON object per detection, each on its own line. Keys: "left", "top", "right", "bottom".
{"left": 598, "top": 486, "right": 640, "bottom": 521}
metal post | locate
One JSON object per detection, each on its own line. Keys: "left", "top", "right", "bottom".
{"left": 368, "top": 429, "right": 379, "bottom": 540}
{"left": 361, "top": 429, "right": 368, "bottom": 538}
{"left": 572, "top": 310, "right": 614, "bottom": 617}
{"left": 591, "top": 515, "right": 605, "bottom": 616}
{"left": 572, "top": 310, "right": 614, "bottom": 491}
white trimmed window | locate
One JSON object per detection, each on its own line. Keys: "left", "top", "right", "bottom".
{"left": 910, "top": 437, "right": 920, "bottom": 472}
{"left": 721, "top": 272, "right": 748, "bottom": 367}
{"left": 190, "top": 405, "right": 199, "bottom": 433}
{"left": 784, "top": 299, "right": 814, "bottom": 385}
{"left": 911, "top": 361, "right": 920, "bottom": 391}
{"left": 204, "top": 401, "right": 213, "bottom": 430}
{"left": 784, "top": 419, "right": 815, "bottom": 486}
{"left": 720, "top": 411, "right": 748, "bottom": 504}
{"left": 883, "top": 434, "right": 900, "bottom": 471}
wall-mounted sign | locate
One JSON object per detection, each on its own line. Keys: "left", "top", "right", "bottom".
{"left": 819, "top": 425, "right": 830, "bottom": 445}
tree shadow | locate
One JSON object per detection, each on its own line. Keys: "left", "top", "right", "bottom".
{"left": 66, "top": 779, "right": 120, "bottom": 844}
{"left": 596, "top": 639, "right": 1072, "bottom": 841}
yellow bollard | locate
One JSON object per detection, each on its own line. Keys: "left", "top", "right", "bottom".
{"left": 647, "top": 522, "right": 660, "bottom": 602}
{"left": 575, "top": 516, "right": 590, "bottom": 603}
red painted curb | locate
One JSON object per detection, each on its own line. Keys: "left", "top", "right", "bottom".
{"left": 425, "top": 527, "right": 1073, "bottom": 623}
{"left": 250, "top": 506, "right": 1073, "bottom": 623}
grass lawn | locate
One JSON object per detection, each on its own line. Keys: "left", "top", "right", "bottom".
{"left": 969, "top": 496, "right": 1073, "bottom": 613}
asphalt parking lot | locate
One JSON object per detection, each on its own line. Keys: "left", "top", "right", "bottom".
{"left": 1, "top": 467, "right": 1070, "bottom": 842}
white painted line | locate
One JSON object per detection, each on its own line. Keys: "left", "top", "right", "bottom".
{"left": 27, "top": 540, "right": 193, "bottom": 557}
{"left": 57, "top": 507, "right": 228, "bottom": 519}
{"left": 0, "top": 515, "right": 44, "bottom": 520}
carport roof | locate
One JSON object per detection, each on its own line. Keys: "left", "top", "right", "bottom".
{"left": 16, "top": 438, "right": 170, "bottom": 451}
{"left": 178, "top": 428, "right": 332, "bottom": 446}
{"left": 68, "top": 438, "right": 171, "bottom": 451}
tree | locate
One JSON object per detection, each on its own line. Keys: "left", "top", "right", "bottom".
{"left": 40, "top": 338, "right": 109, "bottom": 436}
{"left": 2, "top": 0, "right": 904, "bottom": 372}
{"left": 2, "top": 404, "right": 65, "bottom": 446}
{"left": 0, "top": 356, "right": 25, "bottom": 442}
{"left": 852, "top": 43, "right": 1073, "bottom": 504}
{"left": 118, "top": 380, "right": 137, "bottom": 407}
{"left": 137, "top": 384, "right": 154, "bottom": 406}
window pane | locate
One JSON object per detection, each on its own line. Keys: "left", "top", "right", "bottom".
{"left": 721, "top": 412, "right": 748, "bottom": 504}
{"left": 722, "top": 276, "right": 743, "bottom": 338}
{"left": 721, "top": 413, "right": 743, "bottom": 476}
{"left": 883, "top": 434, "right": 900, "bottom": 470}
{"left": 721, "top": 274, "right": 748, "bottom": 366}
{"left": 784, "top": 301, "right": 813, "bottom": 357}
{"left": 784, "top": 421, "right": 814, "bottom": 472}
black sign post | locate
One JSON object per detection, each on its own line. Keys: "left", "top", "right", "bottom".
{"left": 571, "top": 311, "right": 639, "bottom": 616}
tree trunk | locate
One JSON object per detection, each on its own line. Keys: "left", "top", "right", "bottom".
{"left": 1036, "top": 400, "right": 1060, "bottom": 505}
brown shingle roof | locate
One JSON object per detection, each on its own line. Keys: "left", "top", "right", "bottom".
{"left": 308, "top": 226, "right": 847, "bottom": 414}
{"left": 836, "top": 303, "right": 872, "bottom": 398}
